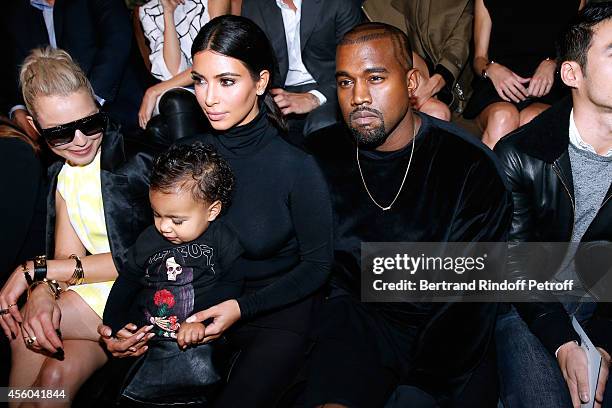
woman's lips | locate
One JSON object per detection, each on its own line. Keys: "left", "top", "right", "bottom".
{"left": 206, "top": 111, "right": 228, "bottom": 121}
{"left": 69, "top": 144, "right": 93, "bottom": 156}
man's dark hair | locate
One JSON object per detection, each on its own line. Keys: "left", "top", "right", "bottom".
{"left": 150, "top": 142, "right": 235, "bottom": 210}
{"left": 339, "top": 22, "right": 413, "bottom": 70}
{"left": 557, "top": 2, "right": 612, "bottom": 68}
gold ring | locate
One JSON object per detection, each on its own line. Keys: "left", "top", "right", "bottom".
{"left": 8, "top": 304, "right": 16, "bottom": 308}
{"left": 25, "top": 337, "right": 35, "bottom": 346}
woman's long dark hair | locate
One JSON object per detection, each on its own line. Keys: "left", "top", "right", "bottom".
{"left": 0, "top": 118, "right": 40, "bottom": 156}
{"left": 191, "top": 15, "right": 288, "bottom": 132}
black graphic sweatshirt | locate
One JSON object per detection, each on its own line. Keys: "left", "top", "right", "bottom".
{"left": 103, "top": 220, "right": 243, "bottom": 339}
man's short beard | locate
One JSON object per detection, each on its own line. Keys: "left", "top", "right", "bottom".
{"left": 348, "top": 116, "right": 388, "bottom": 149}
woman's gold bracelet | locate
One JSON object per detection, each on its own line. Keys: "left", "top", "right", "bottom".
{"left": 68, "top": 254, "right": 85, "bottom": 286}
{"left": 28, "top": 279, "right": 62, "bottom": 300}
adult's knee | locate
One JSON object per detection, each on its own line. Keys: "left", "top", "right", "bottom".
{"left": 487, "top": 105, "right": 519, "bottom": 134}
{"left": 37, "top": 360, "right": 76, "bottom": 389}
{"left": 420, "top": 99, "right": 451, "bottom": 122}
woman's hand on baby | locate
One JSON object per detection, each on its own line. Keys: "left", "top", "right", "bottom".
{"left": 186, "top": 299, "right": 241, "bottom": 343}
{"left": 98, "top": 323, "right": 155, "bottom": 358}
{"left": 176, "top": 322, "right": 206, "bottom": 349}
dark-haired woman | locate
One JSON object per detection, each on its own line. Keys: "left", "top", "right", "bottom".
{"left": 101, "top": 15, "right": 334, "bottom": 406}
{"left": 185, "top": 15, "right": 333, "bottom": 406}
{"left": 464, "top": 0, "right": 585, "bottom": 148}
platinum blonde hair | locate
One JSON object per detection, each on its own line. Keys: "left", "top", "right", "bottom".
{"left": 19, "top": 47, "right": 95, "bottom": 118}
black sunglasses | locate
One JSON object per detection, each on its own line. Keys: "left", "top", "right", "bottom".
{"left": 34, "top": 112, "right": 108, "bottom": 147}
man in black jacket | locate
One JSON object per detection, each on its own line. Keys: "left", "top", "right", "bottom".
{"left": 1, "top": 0, "right": 147, "bottom": 135}
{"left": 299, "top": 22, "right": 512, "bottom": 407}
{"left": 494, "top": 3, "right": 612, "bottom": 407}
{"left": 241, "top": 0, "right": 362, "bottom": 142}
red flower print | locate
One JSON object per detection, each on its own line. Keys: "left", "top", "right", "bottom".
{"left": 169, "top": 315, "right": 179, "bottom": 331}
{"left": 153, "top": 289, "right": 176, "bottom": 308}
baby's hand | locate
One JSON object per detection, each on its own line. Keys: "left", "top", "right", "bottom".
{"left": 176, "top": 322, "right": 206, "bottom": 349}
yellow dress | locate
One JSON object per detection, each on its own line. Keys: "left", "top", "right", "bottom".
{"left": 56, "top": 152, "right": 114, "bottom": 318}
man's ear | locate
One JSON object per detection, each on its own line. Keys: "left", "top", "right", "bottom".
{"left": 560, "top": 61, "right": 582, "bottom": 89}
{"left": 256, "top": 70, "right": 270, "bottom": 96}
{"left": 207, "top": 200, "right": 223, "bottom": 222}
{"left": 407, "top": 68, "right": 419, "bottom": 97}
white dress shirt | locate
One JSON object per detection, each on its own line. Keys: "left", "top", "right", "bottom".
{"left": 569, "top": 109, "right": 612, "bottom": 158}
{"left": 275, "top": 0, "right": 326, "bottom": 105}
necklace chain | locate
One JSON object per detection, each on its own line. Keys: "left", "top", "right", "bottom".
{"left": 356, "top": 119, "right": 416, "bottom": 211}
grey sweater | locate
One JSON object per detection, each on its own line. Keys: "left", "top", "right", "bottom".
{"left": 555, "top": 143, "right": 612, "bottom": 284}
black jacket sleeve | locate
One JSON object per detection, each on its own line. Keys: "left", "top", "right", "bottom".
{"left": 103, "top": 240, "right": 144, "bottom": 334}
{"left": 0, "top": 20, "right": 17, "bottom": 116}
{"left": 311, "top": 0, "right": 363, "bottom": 103}
{"left": 236, "top": 156, "right": 333, "bottom": 319}
{"left": 0, "top": 139, "right": 42, "bottom": 278}
{"left": 0, "top": 3, "right": 26, "bottom": 114}
{"left": 495, "top": 139, "right": 580, "bottom": 356}
{"left": 575, "top": 241, "right": 612, "bottom": 352}
{"left": 587, "top": 303, "right": 612, "bottom": 355}
{"left": 415, "top": 151, "right": 512, "bottom": 382}
{"left": 308, "top": 0, "right": 363, "bottom": 103}
{"left": 447, "top": 154, "right": 512, "bottom": 242}
{"left": 88, "top": 0, "right": 133, "bottom": 102}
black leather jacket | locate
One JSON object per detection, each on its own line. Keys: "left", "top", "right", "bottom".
{"left": 495, "top": 97, "right": 612, "bottom": 355}
{"left": 45, "top": 122, "right": 163, "bottom": 273}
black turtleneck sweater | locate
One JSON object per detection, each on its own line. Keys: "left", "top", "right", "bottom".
{"left": 181, "top": 109, "right": 333, "bottom": 324}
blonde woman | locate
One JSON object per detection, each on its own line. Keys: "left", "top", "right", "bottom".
{"left": 0, "top": 47, "right": 159, "bottom": 406}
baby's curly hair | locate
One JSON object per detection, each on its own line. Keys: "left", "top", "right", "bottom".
{"left": 150, "top": 143, "right": 235, "bottom": 211}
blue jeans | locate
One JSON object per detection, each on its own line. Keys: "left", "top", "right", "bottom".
{"left": 496, "top": 304, "right": 611, "bottom": 408}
